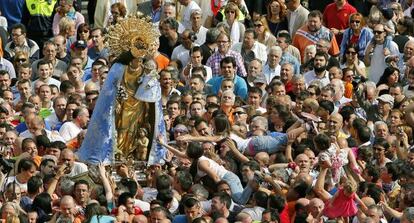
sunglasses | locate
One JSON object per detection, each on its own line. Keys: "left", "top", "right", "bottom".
{"left": 374, "top": 30, "right": 384, "bottom": 35}
{"left": 351, "top": 20, "right": 361, "bottom": 24}
{"left": 81, "top": 30, "right": 89, "bottom": 33}
{"left": 346, "top": 51, "right": 357, "bottom": 55}
{"left": 254, "top": 24, "right": 263, "bottom": 27}
{"left": 16, "top": 58, "right": 26, "bottom": 62}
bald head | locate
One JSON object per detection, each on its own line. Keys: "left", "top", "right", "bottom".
{"left": 254, "top": 152, "right": 269, "bottom": 167}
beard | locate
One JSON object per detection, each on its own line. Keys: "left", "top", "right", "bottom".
{"left": 314, "top": 65, "right": 327, "bottom": 73}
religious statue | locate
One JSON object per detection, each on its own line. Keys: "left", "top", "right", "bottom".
{"left": 136, "top": 128, "right": 149, "bottom": 160}
{"left": 77, "top": 15, "right": 166, "bottom": 165}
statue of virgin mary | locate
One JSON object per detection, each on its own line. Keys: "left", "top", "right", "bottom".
{"left": 77, "top": 15, "right": 166, "bottom": 165}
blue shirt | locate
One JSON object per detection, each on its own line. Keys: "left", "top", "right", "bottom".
{"left": 0, "top": 0, "right": 25, "bottom": 29}
{"left": 207, "top": 75, "right": 248, "bottom": 100}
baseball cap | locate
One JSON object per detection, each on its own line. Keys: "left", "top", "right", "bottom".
{"left": 253, "top": 74, "right": 267, "bottom": 84}
{"left": 72, "top": 40, "right": 87, "bottom": 49}
{"left": 377, "top": 94, "right": 394, "bottom": 107}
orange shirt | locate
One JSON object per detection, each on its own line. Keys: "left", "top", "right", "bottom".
{"left": 292, "top": 25, "right": 340, "bottom": 62}
{"left": 155, "top": 53, "right": 170, "bottom": 71}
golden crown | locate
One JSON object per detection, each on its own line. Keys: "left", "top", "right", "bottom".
{"left": 106, "top": 14, "right": 159, "bottom": 58}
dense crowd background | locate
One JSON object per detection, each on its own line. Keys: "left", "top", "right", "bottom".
{"left": 0, "top": 0, "right": 414, "bottom": 222}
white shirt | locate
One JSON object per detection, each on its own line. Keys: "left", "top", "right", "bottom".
{"left": 19, "top": 129, "right": 66, "bottom": 143}
{"left": 181, "top": 1, "right": 201, "bottom": 30}
{"left": 65, "top": 162, "right": 88, "bottom": 178}
{"left": 303, "top": 70, "right": 330, "bottom": 87}
{"left": 263, "top": 64, "right": 281, "bottom": 84}
{"left": 231, "top": 41, "right": 268, "bottom": 65}
{"left": 33, "top": 78, "right": 61, "bottom": 88}
{"left": 59, "top": 121, "right": 82, "bottom": 142}
{"left": 171, "top": 45, "right": 191, "bottom": 66}
{"left": 365, "top": 41, "right": 399, "bottom": 84}
{"left": 193, "top": 26, "right": 208, "bottom": 45}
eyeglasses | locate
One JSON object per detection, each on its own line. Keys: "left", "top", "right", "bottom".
{"left": 374, "top": 30, "right": 384, "bottom": 35}
{"left": 225, "top": 10, "right": 236, "bottom": 14}
{"left": 346, "top": 51, "right": 357, "bottom": 55}
{"left": 351, "top": 20, "right": 361, "bottom": 24}
{"left": 254, "top": 24, "right": 263, "bottom": 27}
{"left": 11, "top": 33, "right": 23, "bottom": 37}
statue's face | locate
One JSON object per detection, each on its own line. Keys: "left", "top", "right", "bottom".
{"left": 130, "top": 57, "right": 143, "bottom": 69}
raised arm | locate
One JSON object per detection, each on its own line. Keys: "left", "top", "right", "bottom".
{"left": 157, "top": 135, "right": 188, "bottom": 159}
{"left": 98, "top": 163, "right": 114, "bottom": 203}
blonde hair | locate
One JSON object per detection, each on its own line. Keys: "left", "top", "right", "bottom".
{"left": 59, "top": 17, "right": 75, "bottom": 35}
{"left": 343, "top": 180, "right": 357, "bottom": 194}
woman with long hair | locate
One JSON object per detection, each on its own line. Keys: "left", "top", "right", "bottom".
{"left": 265, "top": 0, "right": 288, "bottom": 36}
{"left": 76, "top": 23, "right": 93, "bottom": 47}
{"left": 253, "top": 16, "right": 277, "bottom": 48}
{"left": 340, "top": 13, "right": 374, "bottom": 60}
{"left": 157, "top": 138, "right": 252, "bottom": 205}
{"left": 223, "top": 2, "right": 246, "bottom": 45}
{"left": 377, "top": 66, "right": 400, "bottom": 87}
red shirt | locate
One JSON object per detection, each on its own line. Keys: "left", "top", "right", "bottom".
{"left": 323, "top": 2, "right": 357, "bottom": 43}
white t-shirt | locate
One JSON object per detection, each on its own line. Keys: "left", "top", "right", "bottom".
{"left": 59, "top": 121, "right": 82, "bottom": 142}
{"left": 181, "top": 1, "right": 201, "bottom": 29}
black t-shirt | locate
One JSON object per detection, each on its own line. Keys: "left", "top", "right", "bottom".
{"left": 158, "top": 35, "right": 180, "bottom": 59}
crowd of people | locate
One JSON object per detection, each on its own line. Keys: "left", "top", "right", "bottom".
{"left": 0, "top": 0, "right": 414, "bottom": 222}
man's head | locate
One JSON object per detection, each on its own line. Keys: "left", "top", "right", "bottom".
{"left": 307, "top": 11, "right": 323, "bottom": 33}
{"left": 17, "top": 79, "right": 32, "bottom": 100}
{"left": 160, "top": 69, "right": 173, "bottom": 90}
{"left": 0, "top": 70, "right": 11, "bottom": 91}
{"left": 377, "top": 94, "right": 394, "bottom": 116}
{"left": 220, "top": 57, "right": 236, "bottom": 79}
{"left": 40, "top": 158, "right": 56, "bottom": 177}
{"left": 53, "top": 35, "right": 67, "bottom": 56}
{"left": 42, "top": 41, "right": 57, "bottom": 62}
{"left": 11, "top": 23, "right": 27, "bottom": 46}
{"left": 39, "top": 84, "right": 52, "bottom": 104}
{"left": 220, "top": 90, "right": 235, "bottom": 107}
{"left": 211, "top": 192, "right": 232, "bottom": 214}
{"left": 243, "top": 29, "right": 256, "bottom": 49}
{"left": 74, "top": 180, "right": 90, "bottom": 206}
{"left": 366, "top": 205, "right": 383, "bottom": 223}
{"left": 313, "top": 52, "right": 328, "bottom": 73}
{"left": 374, "top": 121, "right": 389, "bottom": 138}
{"left": 70, "top": 40, "right": 88, "bottom": 60}
{"left": 191, "top": 9, "right": 202, "bottom": 30}
{"left": 248, "top": 59, "right": 263, "bottom": 79}
{"left": 60, "top": 195, "right": 75, "bottom": 218}
{"left": 308, "top": 198, "right": 324, "bottom": 218}
{"left": 182, "top": 196, "right": 201, "bottom": 222}
{"left": 216, "top": 32, "right": 231, "bottom": 54}
{"left": 267, "top": 46, "right": 282, "bottom": 68}
{"left": 373, "top": 24, "right": 387, "bottom": 44}
{"left": 181, "top": 30, "right": 194, "bottom": 50}
{"left": 37, "top": 61, "right": 52, "bottom": 81}
{"left": 59, "top": 149, "right": 75, "bottom": 173}
{"left": 316, "top": 38, "right": 331, "bottom": 54}
{"left": 277, "top": 32, "right": 292, "bottom": 51}
{"left": 90, "top": 28, "right": 104, "bottom": 47}
{"left": 160, "top": 17, "right": 178, "bottom": 38}
{"left": 280, "top": 63, "right": 294, "bottom": 84}
{"left": 292, "top": 75, "right": 305, "bottom": 95}
{"left": 73, "top": 107, "right": 90, "bottom": 129}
